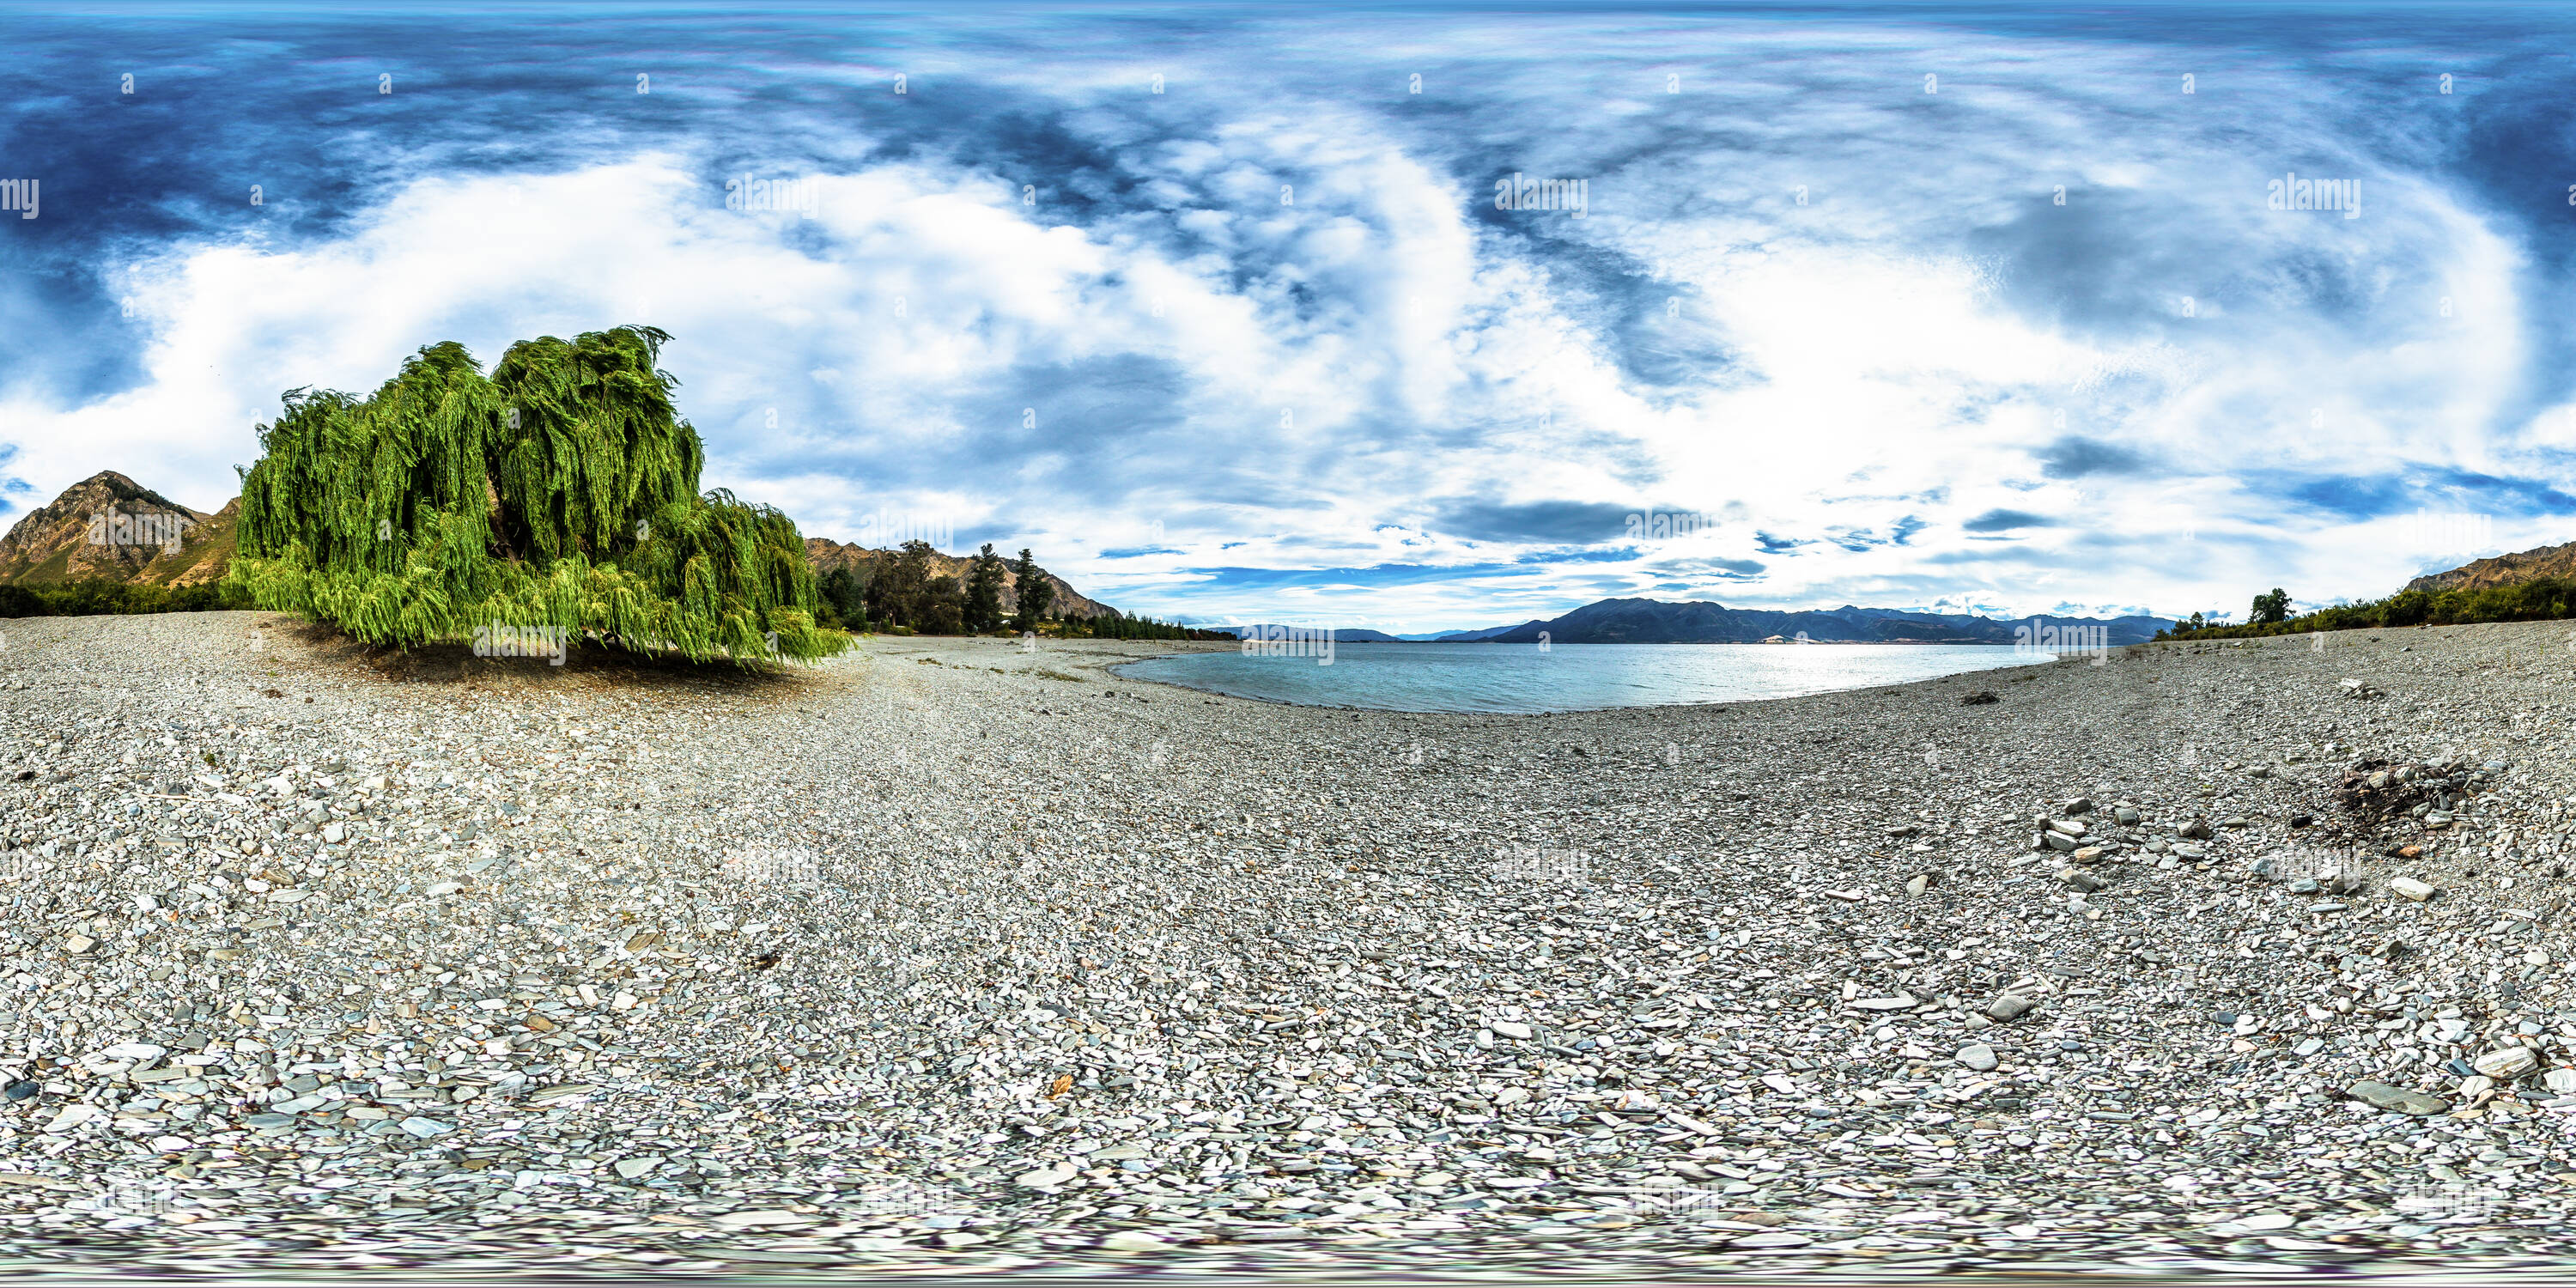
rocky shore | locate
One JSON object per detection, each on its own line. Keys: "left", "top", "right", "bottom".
{"left": 0, "top": 611, "right": 2573, "bottom": 1277}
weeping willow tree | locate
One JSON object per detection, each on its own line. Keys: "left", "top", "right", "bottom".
{"left": 227, "top": 325, "right": 846, "bottom": 665}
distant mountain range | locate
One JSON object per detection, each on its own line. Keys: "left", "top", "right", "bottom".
{"left": 1205, "top": 624, "right": 1412, "bottom": 642}
{"left": 7, "top": 475, "right": 2172, "bottom": 644}
{"left": 1203, "top": 598, "right": 2172, "bottom": 646}
{"left": 1480, "top": 598, "right": 2171, "bottom": 645}
{"left": 1223, "top": 540, "right": 2576, "bottom": 641}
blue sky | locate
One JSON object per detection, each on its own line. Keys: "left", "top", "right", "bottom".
{"left": 6, "top": 1, "right": 2576, "bottom": 632}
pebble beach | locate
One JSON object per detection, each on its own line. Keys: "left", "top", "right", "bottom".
{"left": 1, "top": 611, "right": 2574, "bottom": 1278}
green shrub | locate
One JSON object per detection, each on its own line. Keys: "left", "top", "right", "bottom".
{"left": 0, "top": 579, "right": 252, "bottom": 618}
{"left": 2163, "top": 576, "right": 2576, "bottom": 641}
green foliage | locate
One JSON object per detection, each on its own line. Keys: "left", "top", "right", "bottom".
{"left": 964, "top": 543, "right": 1006, "bottom": 634}
{"left": 224, "top": 326, "right": 847, "bottom": 665}
{"left": 816, "top": 565, "right": 867, "bottom": 630}
{"left": 2251, "top": 587, "right": 2291, "bottom": 624}
{"left": 1052, "top": 610, "right": 1228, "bottom": 641}
{"left": 0, "top": 579, "right": 250, "bottom": 618}
{"left": 2160, "top": 576, "right": 2576, "bottom": 641}
{"left": 919, "top": 574, "right": 966, "bottom": 635}
{"left": 1009, "top": 548, "right": 1054, "bottom": 632}
{"left": 819, "top": 539, "right": 1202, "bottom": 639}
{"left": 864, "top": 541, "right": 933, "bottom": 630}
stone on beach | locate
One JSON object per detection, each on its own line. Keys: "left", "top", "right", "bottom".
{"left": 0, "top": 611, "right": 2565, "bottom": 1272}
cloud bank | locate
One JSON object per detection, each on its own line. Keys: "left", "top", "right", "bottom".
{"left": 5, "top": 5, "right": 2576, "bottom": 631}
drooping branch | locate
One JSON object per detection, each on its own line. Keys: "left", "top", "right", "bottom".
{"left": 228, "top": 326, "right": 847, "bottom": 666}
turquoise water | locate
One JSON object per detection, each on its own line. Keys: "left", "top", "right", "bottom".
{"left": 1116, "top": 642, "right": 2056, "bottom": 714}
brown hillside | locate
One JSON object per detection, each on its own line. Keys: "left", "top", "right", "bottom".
{"left": 804, "top": 538, "right": 1115, "bottom": 619}
{"left": 2403, "top": 540, "right": 2576, "bottom": 594}
{"left": 0, "top": 471, "right": 236, "bottom": 587}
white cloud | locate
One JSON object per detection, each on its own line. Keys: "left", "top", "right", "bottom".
{"left": 1, "top": 17, "right": 2562, "bottom": 634}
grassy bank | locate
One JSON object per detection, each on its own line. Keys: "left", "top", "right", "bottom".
{"left": 2162, "top": 576, "right": 2576, "bottom": 641}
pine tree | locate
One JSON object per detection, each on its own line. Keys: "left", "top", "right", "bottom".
{"left": 921, "top": 574, "right": 966, "bottom": 635}
{"left": 227, "top": 326, "right": 843, "bottom": 665}
{"left": 1010, "top": 548, "right": 1055, "bottom": 632}
{"left": 963, "top": 543, "right": 1006, "bottom": 634}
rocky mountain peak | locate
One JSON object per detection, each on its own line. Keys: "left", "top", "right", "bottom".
{"left": 0, "top": 471, "right": 232, "bottom": 586}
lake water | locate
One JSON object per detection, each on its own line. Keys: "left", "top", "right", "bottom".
{"left": 1116, "top": 642, "right": 2057, "bottom": 714}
